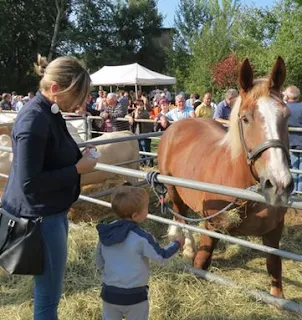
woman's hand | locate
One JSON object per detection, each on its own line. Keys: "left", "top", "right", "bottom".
{"left": 75, "top": 146, "right": 99, "bottom": 174}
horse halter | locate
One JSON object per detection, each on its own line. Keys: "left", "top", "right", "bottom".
{"left": 238, "top": 116, "right": 290, "bottom": 182}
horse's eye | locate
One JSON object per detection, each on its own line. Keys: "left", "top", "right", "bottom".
{"left": 242, "top": 116, "right": 249, "bottom": 124}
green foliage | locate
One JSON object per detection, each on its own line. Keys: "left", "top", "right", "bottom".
{"left": 174, "top": 0, "right": 212, "bottom": 51}
{"left": 0, "top": 0, "right": 71, "bottom": 93}
{"left": 171, "top": 0, "right": 302, "bottom": 98}
{"left": 271, "top": 1, "right": 302, "bottom": 88}
{"left": 64, "top": 0, "right": 115, "bottom": 69}
{"left": 233, "top": 5, "right": 281, "bottom": 78}
{"left": 184, "top": 0, "right": 240, "bottom": 96}
{"left": 168, "top": 0, "right": 213, "bottom": 90}
{"left": 0, "top": 0, "right": 165, "bottom": 93}
{"left": 113, "top": 0, "right": 164, "bottom": 72}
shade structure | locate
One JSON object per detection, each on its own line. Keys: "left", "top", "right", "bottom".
{"left": 90, "top": 63, "right": 176, "bottom": 86}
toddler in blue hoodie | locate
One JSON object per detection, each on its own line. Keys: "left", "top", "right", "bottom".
{"left": 96, "top": 186, "right": 185, "bottom": 320}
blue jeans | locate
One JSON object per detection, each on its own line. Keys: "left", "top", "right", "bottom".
{"left": 291, "top": 151, "right": 302, "bottom": 192}
{"left": 33, "top": 212, "right": 68, "bottom": 320}
{"left": 138, "top": 138, "right": 153, "bottom": 167}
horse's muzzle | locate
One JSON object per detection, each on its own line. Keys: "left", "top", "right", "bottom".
{"left": 260, "top": 175, "right": 294, "bottom": 206}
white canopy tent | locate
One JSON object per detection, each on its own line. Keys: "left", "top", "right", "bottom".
{"left": 90, "top": 63, "right": 176, "bottom": 97}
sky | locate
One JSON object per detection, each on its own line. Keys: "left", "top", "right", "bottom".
{"left": 158, "top": 0, "right": 277, "bottom": 27}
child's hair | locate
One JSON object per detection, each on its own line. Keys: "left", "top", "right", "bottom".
{"left": 111, "top": 186, "right": 149, "bottom": 219}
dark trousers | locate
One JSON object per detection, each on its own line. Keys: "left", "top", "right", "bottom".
{"left": 138, "top": 138, "right": 153, "bottom": 167}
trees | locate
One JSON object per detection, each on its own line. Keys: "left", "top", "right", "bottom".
{"left": 184, "top": 0, "right": 240, "bottom": 96}
{"left": 0, "top": 0, "right": 165, "bottom": 92}
{"left": 112, "top": 0, "right": 164, "bottom": 72}
{"left": 170, "top": 0, "right": 302, "bottom": 98}
{"left": 0, "top": 0, "right": 71, "bottom": 93}
{"left": 169, "top": 0, "right": 213, "bottom": 89}
{"left": 270, "top": 1, "right": 302, "bottom": 88}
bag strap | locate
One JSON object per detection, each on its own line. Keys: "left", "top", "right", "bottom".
{"left": 0, "top": 210, "right": 15, "bottom": 252}
{"left": 0, "top": 209, "right": 42, "bottom": 253}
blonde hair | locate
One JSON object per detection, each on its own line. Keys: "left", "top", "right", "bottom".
{"left": 111, "top": 186, "right": 148, "bottom": 219}
{"left": 34, "top": 54, "right": 91, "bottom": 109}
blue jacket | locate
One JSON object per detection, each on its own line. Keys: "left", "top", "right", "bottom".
{"left": 96, "top": 220, "right": 181, "bottom": 305}
{"left": 287, "top": 101, "right": 302, "bottom": 148}
{"left": 213, "top": 99, "right": 231, "bottom": 120}
{"left": 1, "top": 91, "right": 82, "bottom": 218}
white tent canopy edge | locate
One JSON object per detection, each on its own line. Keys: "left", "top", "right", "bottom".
{"left": 90, "top": 62, "right": 176, "bottom": 87}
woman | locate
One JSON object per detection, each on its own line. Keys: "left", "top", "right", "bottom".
{"left": 1, "top": 55, "right": 97, "bottom": 319}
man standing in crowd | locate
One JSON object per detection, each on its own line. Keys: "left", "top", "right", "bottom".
{"left": 213, "top": 89, "right": 238, "bottom": 126}
{"left": 99, "top": 93, "right": 129, "bottom": 132}
{"left": 195, "top": 92, "right": 215, "bottom": 119}
{"left": 0, "top": 93, "right": 12, "bottom": 110}
{"left": 283, "top": 85, "right": 302, "bottom": 193}
{"left": 165, "top": 94, "right": 195, "bottom": 121}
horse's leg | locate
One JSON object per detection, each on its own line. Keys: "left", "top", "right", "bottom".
{"left": 194, "top": 222, "right": 219, "bottom": 269}
{"left": 262, "top": 218, "right": 285, "bottom": 298}
{"left": 166, "top": 185, "right": 195, "bottom": 260}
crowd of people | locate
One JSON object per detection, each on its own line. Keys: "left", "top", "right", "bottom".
{"left": 0, "top": 91, "right": 35, "bottom": 112}
{"left": 79, "top": 88, "right": 240, "bottom": 133}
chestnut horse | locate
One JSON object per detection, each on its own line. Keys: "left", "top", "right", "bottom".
{"left": 158, "top": 57, "right": 293, "bottom": 297}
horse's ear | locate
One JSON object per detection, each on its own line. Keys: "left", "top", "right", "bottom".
{"left": 239, "top": 58, "right": 253, "bottom": 93}
{"left": 269, "top": 56, "right": 286, "bottom": 91}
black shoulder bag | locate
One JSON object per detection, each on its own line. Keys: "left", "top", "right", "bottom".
{"left": 0, "top": 208, "right": 44, "bottom": 275}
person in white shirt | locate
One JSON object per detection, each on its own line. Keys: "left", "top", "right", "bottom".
{"left": 96, "top": 90, "right": 106, "bottom": 111}
{"left": 165, "top": 95, "right": 196, "bottom": 121}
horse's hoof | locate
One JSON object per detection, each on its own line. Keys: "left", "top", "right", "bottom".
{"left": 270, "top": 288, "right": 284, "bottom": 299}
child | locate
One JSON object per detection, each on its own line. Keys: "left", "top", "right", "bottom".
{"left": 96, "top": 186, "right": 185, "bottom": 320}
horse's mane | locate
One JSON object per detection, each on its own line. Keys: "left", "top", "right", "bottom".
{"left": 221, "top": 78, "right": 271, "bottom": 161}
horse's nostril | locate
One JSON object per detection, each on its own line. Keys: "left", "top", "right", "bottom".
{"left": 287, "top": 178, "right": 294, "bottom": 194}
{"left": 264, "top": 179, "right": 274, "bottom": 190}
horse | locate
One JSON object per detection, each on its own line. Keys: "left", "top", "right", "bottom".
{"left": 157, "top": 57, "right": 293, "bottom": 298}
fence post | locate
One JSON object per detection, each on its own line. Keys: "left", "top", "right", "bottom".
{"left": 82, "top": 116, "right": 88, "bottom": 141}
{"left": 87, "top": 116, "right": 93, "bottom": 140}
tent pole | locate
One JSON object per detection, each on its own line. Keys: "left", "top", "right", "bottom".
{"left": 135, "top": 84, "right": 138, "bottom": 99}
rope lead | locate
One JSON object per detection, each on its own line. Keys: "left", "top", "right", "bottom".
{"left": 146, "top": 171, "right": 167, "bottom": 215}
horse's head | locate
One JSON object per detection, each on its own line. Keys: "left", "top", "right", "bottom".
{"left": 234, "top": 57, "right": 293, "bottom": 206}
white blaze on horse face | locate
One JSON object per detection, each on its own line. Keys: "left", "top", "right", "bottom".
{"left": 257, "top": 97, "right": 291, "bottom": 187}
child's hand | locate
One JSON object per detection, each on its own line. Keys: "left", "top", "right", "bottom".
{"left": 175, "top": 236, "right": 185, "bottom": 248}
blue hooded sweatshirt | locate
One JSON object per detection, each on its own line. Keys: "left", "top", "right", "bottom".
{"left": 96, "top": 220, "right": 180, "bottom": 305}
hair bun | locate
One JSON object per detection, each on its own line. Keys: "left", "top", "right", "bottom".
{"left": 34, "top": 53, "right": 49, "bottom": 77}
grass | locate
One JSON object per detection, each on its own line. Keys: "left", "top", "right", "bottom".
{"left": 1, "top": 185, "right": 302, "bottom": 320}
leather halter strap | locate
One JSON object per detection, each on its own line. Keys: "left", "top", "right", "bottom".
{"left": 238, "top": 117, "right": 290, "bottom": 181}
